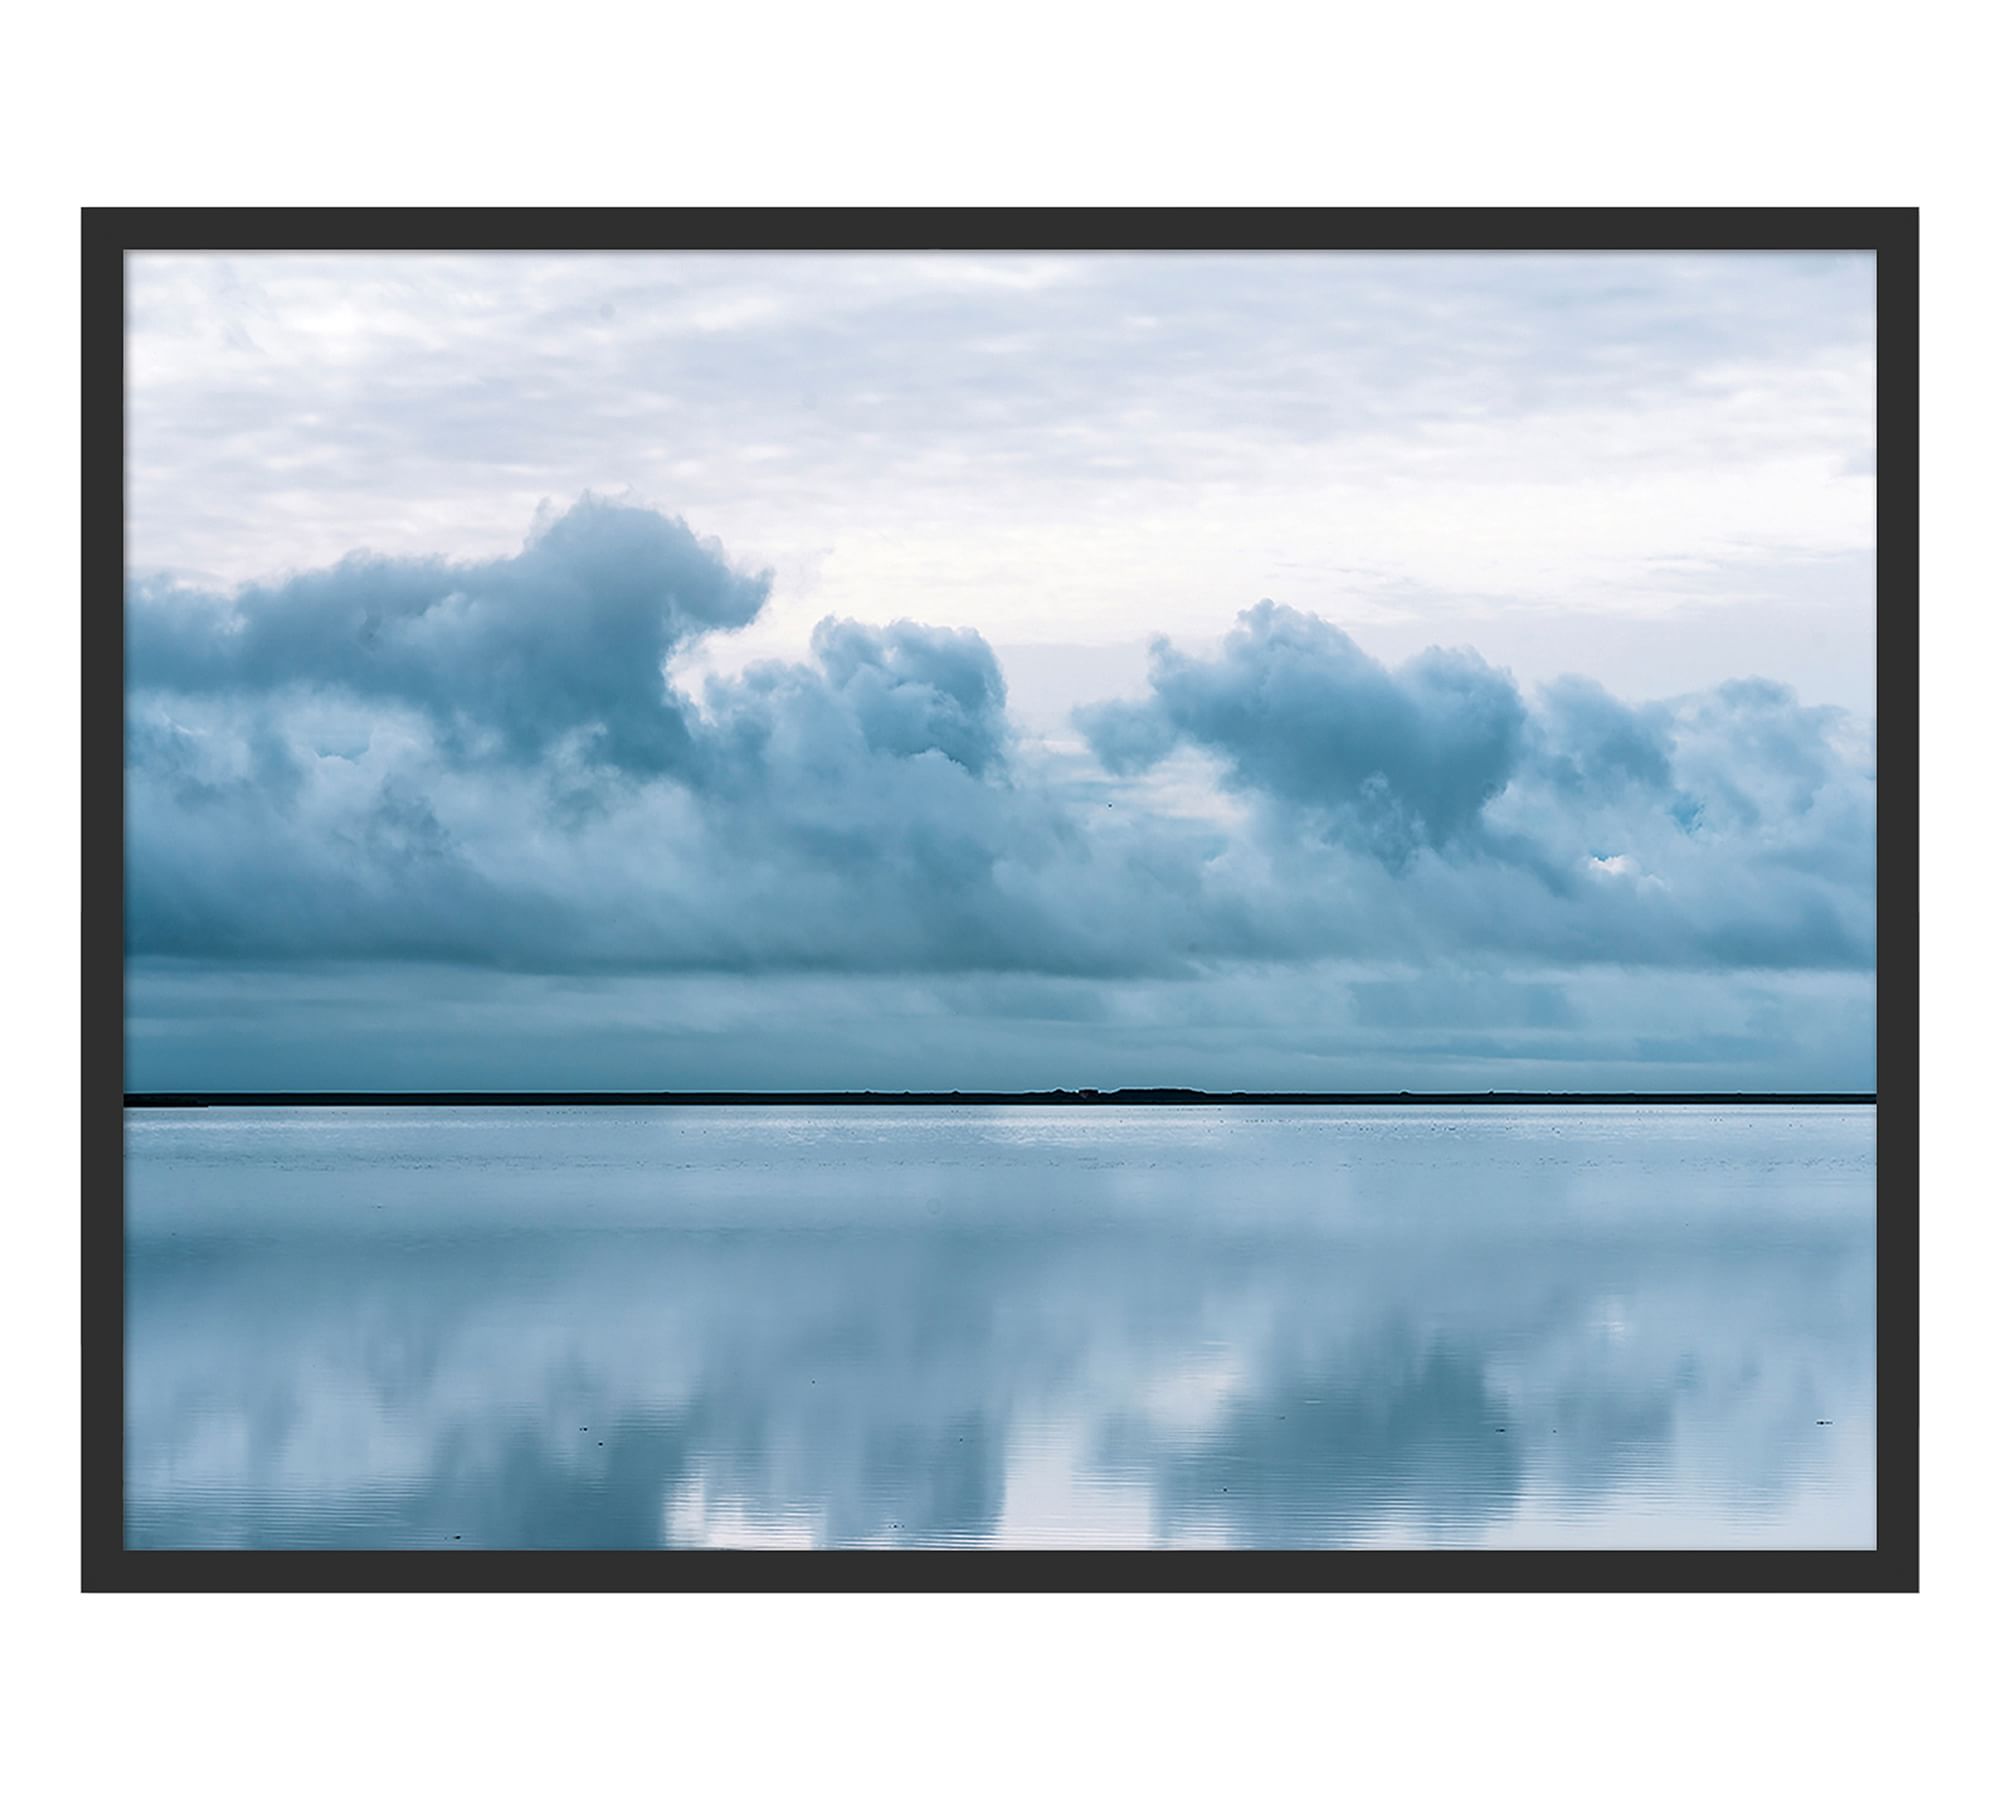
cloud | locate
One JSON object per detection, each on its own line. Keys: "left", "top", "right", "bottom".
{"left": 1080, "top": 601, "right": 1530, "bottom": 863}
{"left": 1077, "top": 602, "right": 1875, "bottom": 973}
{"left": 125, "top": 501, "right": 1874, "bottom": 1001}
{"left": 702, "top": 615, "right": 1011, "bottom": 780}
{"left": 125, "top": 527, "right": 1114, "bottom": 974}
{"left": 130, "top": 495, "right": 770, "bottom": 775}
{"left": 124, "top": 960, "right": 1877, "bottom": 1095}
{"left": 1535, "top": 675, "right": 1676, "bottom": 800}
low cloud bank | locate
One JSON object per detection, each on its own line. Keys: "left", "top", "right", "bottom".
{"left": 126, "top": 500, "right": 1875, "bottom": 982}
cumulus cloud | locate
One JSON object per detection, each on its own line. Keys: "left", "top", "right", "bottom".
{"left": 126, "top": 527, "right": 1119, "bottom": 974}
{"left": 1080, "top": 601, "right": 1530, "bottom": 863}
{"left": 1534, "top": 675, "right": 1677, "bottom": 800}
{"left": 129, "top": 496, "right": 770, "bottom": 775}
{"left": 124, "top": 501, "right": 1875, "bottom": 992}
{"left": 701, "top": 616, "right": 1011, "bottom": 781}
{"left": 1077, "top": 602, "right": 1875, "bottom": 972}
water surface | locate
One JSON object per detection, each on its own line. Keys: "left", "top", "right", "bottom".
{"left": 125, "top": 1105, "right": 1875, "bottom": 1549}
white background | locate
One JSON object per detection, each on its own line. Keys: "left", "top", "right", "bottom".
{"left": 3, "top": 4, "right": 1989, "bottom": 1794}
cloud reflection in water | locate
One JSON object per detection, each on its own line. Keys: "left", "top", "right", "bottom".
{"left": 125, "top": 1106, "right": 1875, "bottom": 1549}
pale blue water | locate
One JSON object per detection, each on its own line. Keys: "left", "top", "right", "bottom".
{"left": 124, "top": 1105, "right": 1875, "bottom": 1549}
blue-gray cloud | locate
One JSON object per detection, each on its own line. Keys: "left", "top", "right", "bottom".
{"left": 124, "top": 501, "right": 1875, "bottom": 987}
{"left": 1080, "top": 601, "right": 1531, "bottom": 863}
{"left": 1535, "top": 675, "right": 1676, "bottom": 800}
{"left": 703, "top": 616, "right": 1010, "bottom": 780}
{"left": 1076, "top": 602, "right": 1874, "bottom": 972}
{"left": 130, "top": 496, "right": 770, "bottom": 775}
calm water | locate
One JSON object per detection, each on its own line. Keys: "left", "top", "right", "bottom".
{"left": 125, "top": 1105, "right": 1875, "bottom": 1550}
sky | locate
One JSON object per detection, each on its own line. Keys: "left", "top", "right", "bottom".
{"left": 123, "top": 251, "right": 1876, "bottom": 1091}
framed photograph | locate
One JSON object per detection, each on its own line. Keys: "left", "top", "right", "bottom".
{"left": 84, "top": 208, "right": 1914, "bottom": 1590}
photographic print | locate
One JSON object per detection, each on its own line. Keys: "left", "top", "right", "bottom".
{"left": 87, "top": 211, "right": 1913, "bottom": 1587}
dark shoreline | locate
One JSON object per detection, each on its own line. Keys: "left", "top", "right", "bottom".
{"left": 124, "top": 1089, "right": 1877, "bottom": 1108}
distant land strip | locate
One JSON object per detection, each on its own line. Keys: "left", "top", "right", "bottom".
{"left": 123, "top": 1089, "right": 1878, "bottom": 1108}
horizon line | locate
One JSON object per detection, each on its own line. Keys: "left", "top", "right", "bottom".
{"left": 123, "top": 1088, "right": 1878, "bottom": 1108}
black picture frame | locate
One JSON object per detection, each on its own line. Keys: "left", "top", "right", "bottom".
{"left": 83, "top": 207, "right": 1917, "bottom": 1592}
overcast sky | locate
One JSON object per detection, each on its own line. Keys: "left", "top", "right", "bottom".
{"left": 124, "top": 250, "right": 1876, "bottom": 1090}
